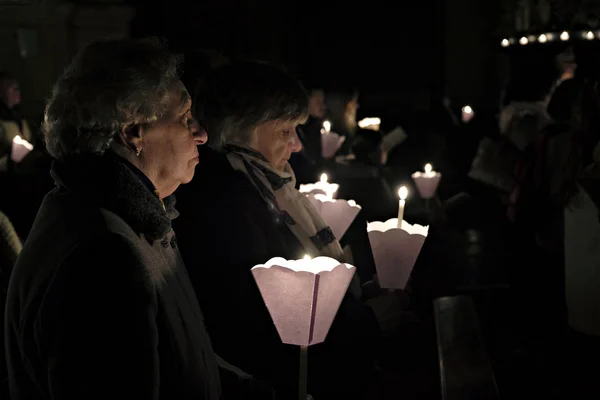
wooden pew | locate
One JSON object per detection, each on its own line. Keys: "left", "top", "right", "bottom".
{"left": 433, "top": 295, "right": 500, "bottom": 400}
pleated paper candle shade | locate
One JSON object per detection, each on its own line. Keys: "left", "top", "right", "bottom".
{"left": 367, "top": 218, "right": 429, "bottom": 289}
{"left": 11, "top": 135, "right": 33, "bottom": 163}
{"left": 411, "top": 171, "right": 442, "bottom": 199}
{"left": 251, "top": 256, "right": 356, "bottom": 346}
{"left": 299, "top": 182, "right": 339, "bottom": 199}
{"left": 307, "top": 194, "right": 361, "bottom": 240}
{"left": 321, "top": 132, "right": 346, "bottom": 159}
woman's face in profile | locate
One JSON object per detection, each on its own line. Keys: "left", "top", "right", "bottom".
{"left": 253, "top": 120, "right": 302, "bottom": 171}
{"left": 139, "top": 82, "right": 207, "bottom": 191}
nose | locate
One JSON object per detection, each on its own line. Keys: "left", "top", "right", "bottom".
{"left": 289, "top": 130, "right": 303, "bottom": 153}
{"left": 190, "top": 120, "right": 208, "bottom": 145}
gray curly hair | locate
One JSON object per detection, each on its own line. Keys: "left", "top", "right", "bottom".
{"left": 200, "top": 61, "right": 308, "bottom": 151}
{"left": 43, "top": 37, "right": 182, "bottom": 159}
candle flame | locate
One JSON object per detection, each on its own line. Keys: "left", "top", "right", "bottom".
{"left": 303, "top": 255, "right": 311, "bottom": 260}
{"left": 323, "top": 120, "right": 331, "bottom": 133}
{"left": 357, "top": 117, "right": 381, "bottom": 129}
{"left": 519, "top": 36, "right": 528, "bottom": 45}
{"left": 424, "top": 163, "right": 432, "bottom": 174}
{"left": 462, "top": 105, "right": 473, "bottom": 114}
{"left": 398, "top": 186, "right": 408, "bottom": 201}
{"left": 320, "top": 173, "right": 328, "bottom": 183}
{"left": 538, "top": 34, "right": 547, "bottom": 43}
{"left": 560, "top": 31, "right": 570, "bottom": 41}
{"left": 501, "top": 38, "right": 509, "bottom": 47}
{"left": 587, "top": 31, "right": 594, "bottom": 40}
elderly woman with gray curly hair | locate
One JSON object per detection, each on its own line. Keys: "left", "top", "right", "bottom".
{"left": 175, "top": 62, "right": 381, "bottom": 399}
{"left": 4, "top": 39, "right": 275, "bottom": 400}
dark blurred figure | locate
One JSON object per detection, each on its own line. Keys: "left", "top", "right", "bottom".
{"left": 0, "top": 209, "right": 21, "bottom": 398}
{"left": 290, "top": 87, "right": 326, "bottom": 185}
{"left": 0, "top": 72, "right": 32, "bottom": 168}
{"left": 5, "top": 38, "right": 272, "bottom": 400}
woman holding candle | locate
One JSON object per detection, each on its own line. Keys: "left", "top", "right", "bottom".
{"left": 175, "top": 61, "right": 381, "bottom": 399}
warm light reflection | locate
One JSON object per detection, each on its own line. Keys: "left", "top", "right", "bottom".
{"left": 320, "top": 173, "right": 328, "bottom": 183}
{"left": 357, "top": 117, "right": 381, "bottom": 129}
{"left": 424, "top": 163, "right": 432, "bottom": 174}
{"left": 398, "top": 186, "right": 408, "bottom": 201}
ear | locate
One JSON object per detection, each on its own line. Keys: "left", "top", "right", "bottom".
{"left": 117, "top": 123, "right": 143, "bottom": 153}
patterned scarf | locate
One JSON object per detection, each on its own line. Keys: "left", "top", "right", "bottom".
{"left": 225, "top": 143, "right": 345, "bottom": 260}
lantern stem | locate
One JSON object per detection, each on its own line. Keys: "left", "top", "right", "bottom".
{"left": 299, "top": 345, "right": 308, "bottom": 400}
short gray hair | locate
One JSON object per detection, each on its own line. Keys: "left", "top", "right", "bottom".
{"left": 199, "top": 61, "right": 308, "bottom": 150}
{"left": 43, "top": 37, "right": 182, "bottom": 159}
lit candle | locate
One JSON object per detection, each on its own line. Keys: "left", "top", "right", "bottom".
{"left": 586, "top": 31, "right": 594, "bottom": 40}
{"left": 519, "top": 36, "right": 528, "bottom": 45}
{"left": 538, "top": 34, "right": 547, "bottom": 43}
{"left": 411, "top": 163, "right": 442, "bottom": 199}
{"left": 303, "top": 254, "right": 311, "bottom": 261}
{"left": 501, "top": 38, "right": 509, "bottom": 47}
{"left": 299, "top": 173, "right": 339, "bottom": 199}
{"left": 322, "top": 120, "right": 331, "bottom": 134}
{"left": 357, "top": 117, "right": 381, "bottom": 131}
{"left": 461, "top": 105, "right": 474, "bottom": 123}
{"left": 560, "top": 31, "right": 570, "bottom": 41}
{"left": 397, "top": 186, "right": 408, "bottom": 228}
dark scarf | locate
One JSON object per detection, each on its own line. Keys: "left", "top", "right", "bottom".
{"left": 50, "top": 151, "right": 178, "bottom": 241}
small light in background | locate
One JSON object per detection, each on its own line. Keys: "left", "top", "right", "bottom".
{"left": 538, "top": 34, "right": 548, "bottom": 43}
{"left": 501, "top": 38, "right": 510, "bottom": 47}
{"left": 560, "top": 31, "right": 570, "bottom": 41}
{"left": 519, "top": 36, "right": 529, "bottom": 45}
{"left": 586, "top": 31, "right": 595, "bottom": 40}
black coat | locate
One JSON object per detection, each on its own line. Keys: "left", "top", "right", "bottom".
{"left": 174, "top": 147, "right": 379, "bottom": 399}
{"left": 4, "top": 153, "right": 269, "bottom": 400}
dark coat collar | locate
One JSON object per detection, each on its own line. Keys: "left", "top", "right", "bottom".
{"left": 51, "top": 152, "right": 178, "bottom": 241}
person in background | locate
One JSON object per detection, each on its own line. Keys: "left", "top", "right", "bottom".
{"left": 290, "top": 87, "right": 326, "bottom": 184}
{"left": 0, "top": 210, "right": 21, "bottom": 398}
{"left": 4, "top": 38, "right": 272, "bottom": 400}
{"left": 0, "top": 72, "right": 32, "bottom": 169}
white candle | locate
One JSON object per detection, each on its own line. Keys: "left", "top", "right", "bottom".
{"left": 397, "top": 186, "right": 408, "bottom": 228}
{"left": 461, "top": 105, "right": 474, "bottom": 123}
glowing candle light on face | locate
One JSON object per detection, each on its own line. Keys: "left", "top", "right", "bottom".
{"left": 397, "top": 186, "right": 408, "bottom": 228}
